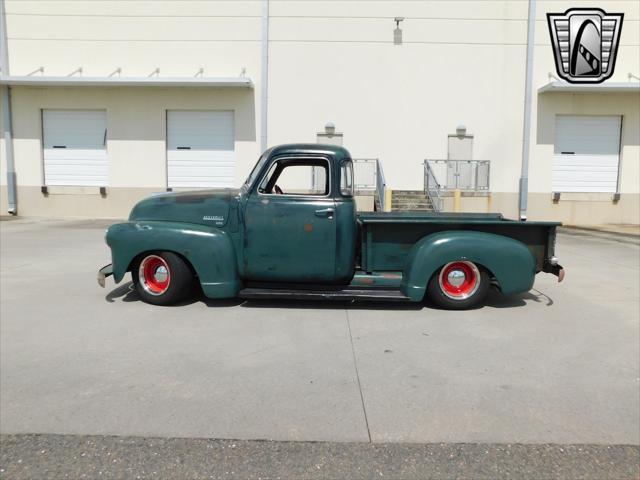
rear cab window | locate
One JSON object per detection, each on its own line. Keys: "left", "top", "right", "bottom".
{"left": 340, "top": 160, "right": 354, "bottom": 197}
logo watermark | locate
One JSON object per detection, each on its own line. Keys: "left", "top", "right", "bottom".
{"left": 547, "top": 8, "right": 623, "bottom": 84}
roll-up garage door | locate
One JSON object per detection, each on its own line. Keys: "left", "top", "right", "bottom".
{"left": 553, "top": 115, "right": 621, "bottom": 193}
{"left": 42, "top": 110, "right": 108, "bottom": 186}
{"left": 167, "top": 111, "right": 235, "bottom": 188}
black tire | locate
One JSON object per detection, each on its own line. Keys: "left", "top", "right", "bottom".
{"left": 132, "top": 252, "right": 194, "bottom": 306}
{"left": 426, "top": 261, "right": 490, "bottom": 310}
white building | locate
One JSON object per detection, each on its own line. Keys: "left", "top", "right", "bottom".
{"left": 1, "top": 0, "right": 639, "bottom": 225}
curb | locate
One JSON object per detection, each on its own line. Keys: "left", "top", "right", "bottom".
{"left": 559, "top": 226, "right": 640, "bottom": 245}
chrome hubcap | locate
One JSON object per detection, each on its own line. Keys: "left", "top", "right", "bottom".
{"left": 154, "top": 266, "right": 168, "bottom": 283}
{"left": 447, "top": 269, "right": 466, "bottom": 288}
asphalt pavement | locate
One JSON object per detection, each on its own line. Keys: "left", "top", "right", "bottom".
{"left": 1, "top": 217, "right": 638, "bottom": 478}
{"left": 2, "top": 434, "right": 639, "bottom": 480}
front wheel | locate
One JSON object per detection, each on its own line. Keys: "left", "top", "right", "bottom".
{"left": 426, "top": 261, "right": 490, "bottom": 310}
{"left": 133, "top": 252, "right": 194, "bottom": 306}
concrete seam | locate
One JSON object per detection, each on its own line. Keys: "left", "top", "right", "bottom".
{"left": 345, "top": 309, "right": 372, "bottom": 443}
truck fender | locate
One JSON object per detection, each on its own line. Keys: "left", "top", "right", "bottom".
{"left": 400, "top": 230, "right": 536, "bottom": 301}
{"left": 106, "top": 221, "right": 240, "bottom": 299}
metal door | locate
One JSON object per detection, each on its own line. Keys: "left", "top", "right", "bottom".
{"left": 167, "top": 110, "right": 235, "bottom": 188}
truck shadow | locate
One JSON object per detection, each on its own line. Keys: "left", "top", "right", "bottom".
{"left": 105, "top": 282, "right": 553, "bottom": 310}
{"left": 483, "top": 288, "right": 553, "bottom": 308}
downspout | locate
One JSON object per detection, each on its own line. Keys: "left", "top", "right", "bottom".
{"left": 260, "top": 0, "right": 269, "bottom": 153}
{"left": 518, "top": 0, "right": 536, "bottom": 221}
{"left": 0, "top": 0, "right": 16, "bottom": 214}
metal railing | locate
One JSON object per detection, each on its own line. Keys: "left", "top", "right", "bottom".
{"left": 375, "top": 159, "right": 386, "bottom": 212}
{"left": 353, "top": 158, "right": 386, "bottom": 211}
{"left": 423, "top": 161, "right": 444, "bottom": 212}
{"left": 424, "top": 159, "right": 490, "bottom": 191}
{"left": 424, "top": 159, "right": 490, "bottom": 212}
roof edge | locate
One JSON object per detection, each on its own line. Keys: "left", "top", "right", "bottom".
{"left": 0, "top": 75, "right": 253, "bottom": 88}
{"left": 538, "top": 81, "right": 640, "bottom": 94}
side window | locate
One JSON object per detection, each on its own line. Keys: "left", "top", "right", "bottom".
{"left": 258, "top": 159, "right": 329, "bottom": 196}
{"left": 340, "top": 160, "right": 354, "bottom": 197}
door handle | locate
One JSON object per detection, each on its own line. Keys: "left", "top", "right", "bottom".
{"left": 314, "top": 208, "right": 334, "bottom": 218}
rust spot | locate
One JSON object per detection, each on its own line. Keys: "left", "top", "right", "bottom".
{"left": 304, "top": 223, "right": 313, "bottom": 233}
{"left": 357, "top": 277, "right": 375, "bottom": 285}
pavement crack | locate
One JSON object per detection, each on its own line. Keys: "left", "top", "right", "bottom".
{"left": 345, "top": 309, "right": 372, "bottom": 443}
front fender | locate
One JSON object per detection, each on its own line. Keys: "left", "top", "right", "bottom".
{"left": 106, "top": 221, "right": 240, "bottom": 299}
{"left": 401, "top": 231, "right": 536, "bottom": 301}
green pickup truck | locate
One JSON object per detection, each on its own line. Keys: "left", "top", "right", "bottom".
{"left": 99, "top": 144, "right": 564, "bottom": 309}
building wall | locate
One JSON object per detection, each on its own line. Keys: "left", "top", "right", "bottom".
{"left": 1, "top": 0, "right": 639, "bottom": 223}
{"left": 7, "top": 87, "right": 258, "bottom": 217}
{"left": 5, "top": 1, "right": 262, "bottom": 78}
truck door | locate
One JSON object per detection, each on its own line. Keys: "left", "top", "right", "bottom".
{"left": 244, "top": 156, "right": 337, "bottom": 282}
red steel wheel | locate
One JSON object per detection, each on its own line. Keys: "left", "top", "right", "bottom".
{"left": 133, "top": 252, "right": 194, "bottom": 306}
{"left": 138, "top": 255, "right": 171, "bottom": 296}
{"left": 438, "top": 261, "right": 481, "bottom": 300}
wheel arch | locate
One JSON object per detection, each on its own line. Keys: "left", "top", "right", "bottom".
{"left": 106, "top": 221, "right": 241, "bottom": 299}
{"left": 400, "top": 230, "right": 536, "bottom": 301}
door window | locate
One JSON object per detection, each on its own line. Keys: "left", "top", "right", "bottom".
{"left": 258, "top": 159, "right": 330, "bottom": 196}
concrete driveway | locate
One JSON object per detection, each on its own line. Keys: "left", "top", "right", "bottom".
{"left": 1, "top": 218, "right": 639, "bottom": 445}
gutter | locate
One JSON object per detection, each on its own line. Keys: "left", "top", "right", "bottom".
{"left": 1, "top": 86, "right": 15, "bottom": 214}
{"left": 260, "top": 0, "right": 269, "bottom": 152}
{"left": 0, "top": 0, "right": 16, "bottom": 214}
{"left": 518, "top": 0, "right": 536, "bottom": 221}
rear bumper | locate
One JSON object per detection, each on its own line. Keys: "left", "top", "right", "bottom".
{"left": 97, "top": 264, "right": 114, "bottom": 288}
{"left": 543, "top": 261, "right": 565, "bottom": 282}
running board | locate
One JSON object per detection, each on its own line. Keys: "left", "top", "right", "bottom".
{"left": 239, "top": 287, "right": 412, "bottom": 302}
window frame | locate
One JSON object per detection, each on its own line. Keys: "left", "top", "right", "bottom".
{"left": 255, "top": 156, "right": 332, "bottom": 198}
{"left": 340, "top": 159, "right": 354, "bottom": 198}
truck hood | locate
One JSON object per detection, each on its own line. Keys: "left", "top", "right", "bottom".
{"left": 129, "top": 189, "right": 240, "bottom": 228}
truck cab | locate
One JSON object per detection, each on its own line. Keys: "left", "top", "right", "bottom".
{"left": 240, "top": 144, "right": 357, "bottom": 284}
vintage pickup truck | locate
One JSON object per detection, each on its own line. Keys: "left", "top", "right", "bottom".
{"left": 98, "top": 144, "right": 564, "bottom": 309}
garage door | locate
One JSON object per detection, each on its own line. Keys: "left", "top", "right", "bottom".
{"left": 553, "top": 115, "right": 621, "bottom": 193}
{"left": 42, "top": 110, "right": 108, "bottom": 186}
{"left": 167, "top": 111, "right": 235, "bottom": 188}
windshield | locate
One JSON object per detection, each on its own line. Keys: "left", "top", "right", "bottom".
{"left": 242, "top": 152, "right": 270, "bottom": 191}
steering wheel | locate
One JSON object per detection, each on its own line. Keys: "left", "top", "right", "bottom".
{"left": 274, "top": 185, "right": 283, "bottom": 195}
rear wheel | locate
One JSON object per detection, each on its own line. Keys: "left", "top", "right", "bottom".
{"left": 426, "top": 261, "right": 490, "bottom": 310}
{"left": 133, "top": 252, "right": 193, "bottom": 306}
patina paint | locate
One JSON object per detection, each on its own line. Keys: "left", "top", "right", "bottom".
{"left": 106, "top": 221, "right": 240, "bottom": 298}
{"left": 244, "top": 194, "right": 337, "bottom": 282}
{"left": 129, "top": 189, "right": 241, "bottom": 228}
{"left": 103, "top": 143, "right": 560, "bottom": 303}
{"left": 401, "top": 230, "right": 537, "bottom": 301}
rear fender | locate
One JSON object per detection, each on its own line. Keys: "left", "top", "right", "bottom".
{"left": 401, "top": 230, "right": 536, "bottom": 301}
{"left": 106, "top": 221, "right": 240, "bottom": 299}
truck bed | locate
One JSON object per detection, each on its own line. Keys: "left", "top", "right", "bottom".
{"left": 357, "top": 212, "right": 560, "bottom": 273}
